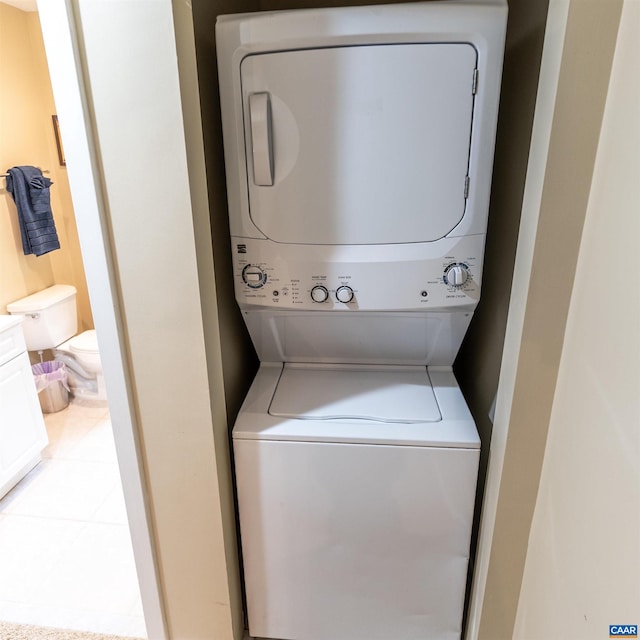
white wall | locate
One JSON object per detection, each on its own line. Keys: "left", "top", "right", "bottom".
{"left": 514, "top": 1, "right": 640, "bottom": 634}
{"left": 73, "top": 2, "right": 238, "bottom": 636}
{"left": 38, "top": 1, "right": 241, "bottom": 638}
{"left": 469, "top": 1, "right": 625, "bottom": 637}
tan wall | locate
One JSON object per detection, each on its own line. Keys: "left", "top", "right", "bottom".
{"left": 0, "top": 4, "right": 92, "bottom": 330}
{"left": 514, "top": 1, "right": 640, "bottom": 635}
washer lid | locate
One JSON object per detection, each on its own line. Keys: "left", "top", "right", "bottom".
{"left": 270, "top": 364, "right": 441, "bottom": 423}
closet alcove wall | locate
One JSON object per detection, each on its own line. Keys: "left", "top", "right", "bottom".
{"left": 187, "top": 0, "right": 549, "bottom": 633}
{"left": 190, "top": 0, "right": 549, "bottom": 504}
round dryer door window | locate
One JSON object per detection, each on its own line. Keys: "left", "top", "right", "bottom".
{"left": 240, "top": 43, "right": 477, "bottom": 245}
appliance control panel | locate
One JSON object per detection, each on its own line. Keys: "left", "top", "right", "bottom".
{"left": 232, "top": 236, "right": 485, "bottom": 311}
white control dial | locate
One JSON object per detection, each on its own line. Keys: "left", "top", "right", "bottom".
{"left": 335, "top": 286, "right": 354, "bottom": 303}
{"left": 242, "top": 264, "right": 267, "bottom": 288}
{"left": 311, "top": 285, "right": 329, "bottom": 303}
{"left": 444, "top": 264, "right": 470, "bottom": 287}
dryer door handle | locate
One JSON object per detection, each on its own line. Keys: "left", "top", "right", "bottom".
{"left": 249, "top": 92, "right": 274, "bottom": 186}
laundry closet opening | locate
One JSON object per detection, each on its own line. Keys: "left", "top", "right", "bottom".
{"left": 187, "top": 0, "right": 551, "bottom": 635}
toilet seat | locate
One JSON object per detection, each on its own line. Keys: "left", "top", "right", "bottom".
{"left": 59, "top": 330, "right": 101, "bottom": 373}
{"left": 68, "top": 329, "right": 99, "bottom": 355}
{"left": 54, "top": 329, "right": 106, "bottom": 403}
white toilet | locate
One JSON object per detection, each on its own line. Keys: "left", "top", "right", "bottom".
{"left": 6, "top": 284, "right": 106, "bottom": 404}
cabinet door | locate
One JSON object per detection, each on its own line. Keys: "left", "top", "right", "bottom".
{"left": 241, "top": 43, "right": 477, "bottom": 245}
{"left": 0, "top": 353, "right": 47, "bottom": 495}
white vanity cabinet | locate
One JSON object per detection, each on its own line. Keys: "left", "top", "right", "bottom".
{"left": 0, "top": 315, "right": 48, "bottom": 499}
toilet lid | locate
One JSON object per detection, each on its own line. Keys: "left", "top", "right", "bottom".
{"left": 68, "top": 329, "right": 99, "bottom": 354}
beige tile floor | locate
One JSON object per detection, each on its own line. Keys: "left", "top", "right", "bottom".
{"left": 0, "top": 401, "right": 147, "bottom": 638}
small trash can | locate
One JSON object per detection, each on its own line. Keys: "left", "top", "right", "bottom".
{"left": 32, "top": 361, "right": 70, "bottom": 413}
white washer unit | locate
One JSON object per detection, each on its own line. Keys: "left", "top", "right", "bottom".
{"left": 216, "top": 2, "right": 507, "bottom": 639}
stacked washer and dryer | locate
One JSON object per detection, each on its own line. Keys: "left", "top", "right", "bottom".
{"left": 216, "top": 2, "right": 507, "bottom": 639}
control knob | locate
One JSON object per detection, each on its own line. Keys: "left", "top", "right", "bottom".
{"left": 444, "top": 264, "right": 470, "bottom": 287}
{"left": 311, "top": 285, "right": 329, "bottom": 303}
{"left": 335, "top": 286, "right": 354, "bottom": 303}
{"left": 242, "top": 264, "right": 267, "bottom": 288}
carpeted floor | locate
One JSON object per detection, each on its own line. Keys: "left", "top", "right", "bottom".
{"left": 0, "top": 620, "right": 144, "bottom": 640}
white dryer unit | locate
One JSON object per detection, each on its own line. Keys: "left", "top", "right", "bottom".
{"left": 216, "top": 2, "right": 507, "bottom": 639}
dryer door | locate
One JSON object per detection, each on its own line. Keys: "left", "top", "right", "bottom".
{"left": 240, "top": 43, "right": 477, "bottom": 245}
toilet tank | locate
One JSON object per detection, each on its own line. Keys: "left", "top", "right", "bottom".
{"left": 6, "top": 285, "right": 78, "bottom": 351}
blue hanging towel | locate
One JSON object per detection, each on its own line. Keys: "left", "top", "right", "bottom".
{"left": 5, "top": 166, "right": 60, "bottom": 257}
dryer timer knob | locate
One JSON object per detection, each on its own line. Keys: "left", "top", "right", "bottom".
{"left": 242, "top": 264, "right": 267, "bottom": 288}
{"left": 445, "top": 264, "right": 470, "bottom": 287}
